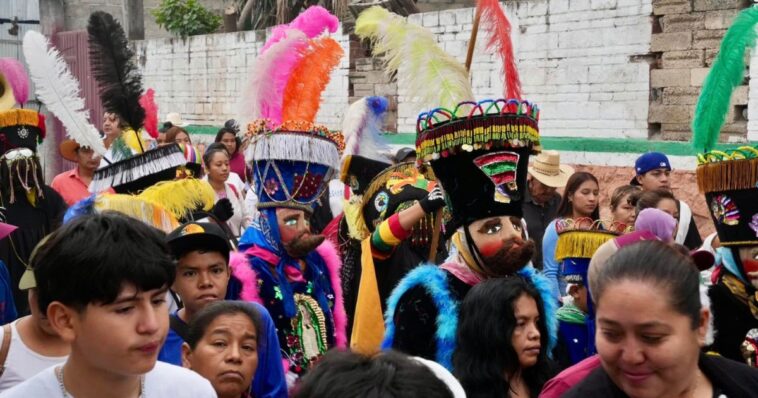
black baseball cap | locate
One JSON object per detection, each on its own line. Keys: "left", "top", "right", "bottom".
{"left": 166, "top": 222, "right": 231, "bottom": 263}
{"left": 395, "top": 147, "right": 416, "bottom": 163}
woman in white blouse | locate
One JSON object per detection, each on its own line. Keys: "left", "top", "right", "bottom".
{"left": 202, "top": 143, "right": 251, "bottom": 237}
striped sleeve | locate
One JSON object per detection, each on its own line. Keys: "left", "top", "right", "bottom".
{"left": 370, "top": 213, "right": 412, "bottom": 260}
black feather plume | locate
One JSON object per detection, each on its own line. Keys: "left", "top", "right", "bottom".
{"left": 87, "top": 11, "right": 145, "bottom": 131}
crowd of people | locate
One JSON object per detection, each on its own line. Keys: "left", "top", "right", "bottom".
{"left": 0, "top": 4, "right": 758, "bottom": 398}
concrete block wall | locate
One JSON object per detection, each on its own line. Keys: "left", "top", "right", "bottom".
{"left": 132, "top": 28, "right": 351, "bottom": 130}
{"left": 650, "top": 0, "right": 749, "bottom": 141}
{"left": 396, "top": 0, "right": 654, "bottom": 137}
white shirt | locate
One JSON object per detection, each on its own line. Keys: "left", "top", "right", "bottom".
{"left": 0, "top": 362, "right": 216, "bottom": 397}
{"left": 0, "top": 320, "right": 67, "bottom": 392}
{"left": 227, "top": 172, "right": 245, "bottom": 195}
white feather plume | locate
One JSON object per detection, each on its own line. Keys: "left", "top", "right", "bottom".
{"left": 342, "top": 96, "right": 390, "bottom": 161}
{"left": 22, "top": 30, "right": 106, "bottom": 155}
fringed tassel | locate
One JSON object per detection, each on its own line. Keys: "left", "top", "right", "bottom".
{"left": 343, "top": 196, "right": 369, "bottom": 240}
{"left": 697, "top": 158, "right": 758, "bottom": 193}
{"left": 555, "top": 231, "right": 615, "bottom": 262}
{"left": 0, "top": 109, "right": 39, "bottom": 129}
{"left": 251, "top": 133, "right": 341, "bottom": 170}
{"left": 90, "top": 144, "right": 186, "bottom": 192}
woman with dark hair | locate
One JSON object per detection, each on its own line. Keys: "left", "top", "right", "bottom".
{"left": 455, "top": 277, "right": 555, "bottom": 398}
{"left": 165, "top": 125, "right": 192, "bottom": 146}
{"left": 215, "top": 124, "right": 249, "bottom": 186}
{"left": 542, "top": 172, "right": 600, "bottom": 300}
{"left": 203, "top": 143, "right": 251, "bottom": 238}
{"left": 183, "top": 301, "right": 262, "bottom": 398}
{"left": 564, "top": 240, "right": 758, "bottom": 397}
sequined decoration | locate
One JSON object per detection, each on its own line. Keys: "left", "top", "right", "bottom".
{"left": 473, "top": 151, "right": 520, "bottom": 204}
{"left": 17, "top": 126, "right": 29, "bottom": 139}
{"left": 750, "top": 214, "right": 758, "bottom": 238}
{"left": 286, "top": 293, "right": 328, "bottom": 373}
{"left": 710, "top": 195, "right": 740, "bottom": 226}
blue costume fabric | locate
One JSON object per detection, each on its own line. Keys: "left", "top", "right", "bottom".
{"left": 382, "top": 263, "right": 557, "bottom": 371}
{"left": 541, "top": 220, "right": 565, "bottom": 301}
{"left": 157, "top": 305, "right": 287, "bottom": 398}
{"left": 0, "top": 260, "right": 16, "bottom": 323}
{"left": 235, "top": 210, "right": 338, "bottom": 374}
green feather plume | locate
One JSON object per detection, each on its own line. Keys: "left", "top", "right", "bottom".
{"left": 355, "top": 6, "right": 474, "bottom": 111}
{"left": 692, "top": 6, "right": 758, "bottom": 153}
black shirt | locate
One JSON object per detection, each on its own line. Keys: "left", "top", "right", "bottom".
{"left": 522, "top": 190, "right": 561, "bottom": 270}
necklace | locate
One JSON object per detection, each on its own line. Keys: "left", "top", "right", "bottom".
{"left": 56, "top": 366, "right": 145, "bottom": 397}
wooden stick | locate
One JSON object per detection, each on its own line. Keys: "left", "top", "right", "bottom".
{"left": 427, "top": 6, "right": 482, "bottom": 262}
{"left": 465, "top": 6, "right": 482, "bottom": 72}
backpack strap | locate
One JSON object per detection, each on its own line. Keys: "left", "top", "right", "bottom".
{"left": 0, "top": 323, "right": 12, "bottom": 377}
{"left": 169, "top": 314, "right": 190, "bottom": 342}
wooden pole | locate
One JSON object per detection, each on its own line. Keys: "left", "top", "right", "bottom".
{"left": 427, "top": 5, "right": 482, "bottom": 262}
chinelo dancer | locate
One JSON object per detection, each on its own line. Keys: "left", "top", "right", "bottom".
{"left": 355, "top": 3, "right": 557, "bottom": 370}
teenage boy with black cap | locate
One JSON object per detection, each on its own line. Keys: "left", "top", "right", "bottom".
{"left": 159, "top": 221, "right": 287, "bottom": 398}
{"left": 0, "top": 212, "right": 215, "bottom": 397}
{"left": 631, "top": 152, "right": 702, "bottom": 249}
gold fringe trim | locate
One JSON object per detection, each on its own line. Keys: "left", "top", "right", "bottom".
{"left": 0, "top": 109, "right": 39, "bottom": 128}
{"left": 555, "top": 230, "right": 616, "bottom": 261}
{"left": 696, "top": 158, "right": 758, "bottom": 193}
{"left": 138, "top": 178, "right": 216, "bottom": 220}
{"left": 339, "top": 155, "right": 353, "bottom": 184}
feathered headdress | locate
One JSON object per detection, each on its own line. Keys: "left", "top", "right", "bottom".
{"left": 64, "top": 194, "right": 179, "bottom": 233}
{"left": 692, "top": 6, "right": 758, "bottom": 249}
{"left": 140, "top": 88, "right": 159, "bottom": 139}
{"left": 87, "top": 12, "right": 186, "bottom": 194}
{"left": 22, "top": 31, "right": 106, "bottom": 156}
{"left": 240, "top": 7, "right": 346, "bottom": 213}
{"left": 355, "top": 5, "right": 540, "bottom": 234}
{"left": 355, "top": 6, "right": 473, "bottom": 111}
{"left": 87, "top": 11, "right": 145, "bottom": 137}
{"left": 339, "top": 96, "right": 393, "bottom": 196}
{"left": 237, "top": 5, "right": 341, "bottom": 126}
{"left": 0, "top": 58, "right": 29, "bottom": 107}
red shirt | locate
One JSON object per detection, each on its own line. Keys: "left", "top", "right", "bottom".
{"left": 539, "top": 355, "right": 601, "bottom": 398}
{"left": 50, "top": 168, "right": 112, "bottom": 206}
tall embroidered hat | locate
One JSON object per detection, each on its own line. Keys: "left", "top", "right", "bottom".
{"left": 239, "top": 6, "right": 345, "bottom": 213}
{"left": 0, "top": 58, "right": 46, "bottom": 155}
{"left": 692, "top": 6, "right": 758, "bottom": 248}
{"left": 555, "top": 218, "right": 625, "bottom": 284}
{"left": 356, "top": 6, "right": 541, "bottom": 234}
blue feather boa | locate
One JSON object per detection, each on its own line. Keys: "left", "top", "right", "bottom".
{"left": 382, "top": 263, "right": 558, "bottom": 371}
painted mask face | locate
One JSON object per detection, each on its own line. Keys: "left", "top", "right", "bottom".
{"left": 467, "top": 216, "right": 535, "bottom": 276}
{"left": 739, "top": 246, "right": 758, "bottom": 289}
{"left": 275, "top": 208, "right": 324, "bottom": 258}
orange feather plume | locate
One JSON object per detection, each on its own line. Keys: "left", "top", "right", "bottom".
{"left": 281, "top": 37, "right": 344, "bottom": 126}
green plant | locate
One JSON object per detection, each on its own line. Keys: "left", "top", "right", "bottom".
{"left": 152, "top": 0, "right": 222, "bottom": 38}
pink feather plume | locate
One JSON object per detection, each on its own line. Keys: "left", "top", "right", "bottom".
{"left": 139, "top": 88, "right": 159, "bottom": 138}
{"left": 478, "top": 0, "right": 522, "bottom": 100}
{"left": 237, "top": 29, "right": 308, "bottom": 125}
{"left": 261, "top": 6, "right": 339, "bottom": 54}
{"left": 0, "top": 58, "right": 29, "bottom": 105}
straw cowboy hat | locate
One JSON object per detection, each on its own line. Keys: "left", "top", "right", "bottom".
{"left": 59, "top": 139, "right": 81, "bottom": 162}
{"left": 528, "top": 150, "right": 574, "bottom": 188}
{"left": 165, "top": 112, "right": 189, "bottom": 127}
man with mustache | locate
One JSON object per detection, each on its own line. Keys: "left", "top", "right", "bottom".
{"left": 228, "top": 125, "right": 346, "bottom": 384}
{"left": 381, "top": 98, "right": 557, "bottom": 371}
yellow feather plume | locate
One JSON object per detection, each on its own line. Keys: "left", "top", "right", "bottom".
{"left": 355, "top": 6, "right": 474, "bottom": 110}
{"left": 94, "top": 193, "right": 179, "bottom": 233}
{"left": 138, "top": 178, "right": 216, "bottom": 221}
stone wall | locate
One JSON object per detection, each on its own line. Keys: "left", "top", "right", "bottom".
{"left": 650, "top": 0, "right": 750, "bottom": 141}
{"left": 395, "top": 1, "right": 654, "bottom": 136}
{"left": 132, "top": 29, "right": 351, "bottom": 129}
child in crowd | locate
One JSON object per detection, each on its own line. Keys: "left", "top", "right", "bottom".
{"left": 0, "top": 212, "right": 215, "bottom": 397}
{"left": 159, "top": 221, "right": 287, "bottom": 398}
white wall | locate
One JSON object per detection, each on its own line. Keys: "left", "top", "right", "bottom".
{"left": 398, "top": 0, "right": 653, "bottom": 136}
{"left": 133, "top": 28, "right": 350, "bottom": 130}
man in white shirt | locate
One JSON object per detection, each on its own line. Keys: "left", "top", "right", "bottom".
{"left": 1, "top": 213, "right": 215, "bottom": 398}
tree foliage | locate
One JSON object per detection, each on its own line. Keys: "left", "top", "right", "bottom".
{"left": 152, "top": 0, "right": 222, "bottom": 38}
